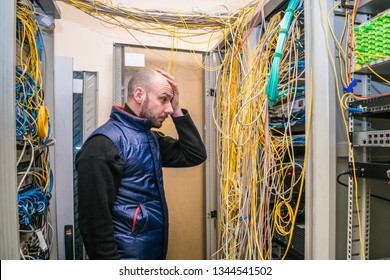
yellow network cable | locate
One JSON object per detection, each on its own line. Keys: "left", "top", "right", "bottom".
{"left": 327, "top": 3, "right": 352, "bottom": 88}
{"left": 60, "top": 0, "right": 265, "bottom": 73}
{"left": 60, "top": 0, "right": 236, "bottom": 36}
{"left": 212, "top": 2, "right": 305, "bottom": 259}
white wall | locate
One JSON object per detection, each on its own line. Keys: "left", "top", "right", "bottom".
{"left": 55, "top": 2, "right": 147, "bottom": 123}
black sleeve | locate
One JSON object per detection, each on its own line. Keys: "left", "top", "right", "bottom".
{"left": 157, "top": 109, "right": 207, "bottom": 167}
{"left": 75, "top": 135, "right": 123, "bottom": 260}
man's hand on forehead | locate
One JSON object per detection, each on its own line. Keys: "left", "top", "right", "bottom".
{"left": 155, "top": 69, "right": 182, "bottom": 117}
{"left": 156, "top": 69, "right": 176, "bottom": 89}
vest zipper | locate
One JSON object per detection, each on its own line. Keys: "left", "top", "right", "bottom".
{"left": 132, "top": 205, "right": 141, "bottom": 232}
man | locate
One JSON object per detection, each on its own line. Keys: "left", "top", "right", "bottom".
{"left": 76, "top": 69, "right": 207, "bottom": 260}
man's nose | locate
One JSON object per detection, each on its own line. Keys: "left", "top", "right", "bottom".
{"left": 165, "top": 102, "right": 174, "bottom": 115}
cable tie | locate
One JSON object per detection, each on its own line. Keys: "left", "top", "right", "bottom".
{"left": 279, "top": 28, "right": 288, "bottom": 35}
{"left": 274, "top": 52, "right": 282, "bottom": 58}
{"left": 285, "top": 8, "right": 295, "bottom": 14}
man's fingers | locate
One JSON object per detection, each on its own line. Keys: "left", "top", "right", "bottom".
{"left": 156, "top": 69, "right": 174, "bottom": 81}
{"left": 166, "top": 79, "right": 178, "bottom": 90}
{"left": 156, "top": 69, "right": 178, "bottom": 92}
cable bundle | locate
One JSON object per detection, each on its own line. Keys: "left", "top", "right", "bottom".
{"left": 265, "top": 0, "right": 301, "bottom": 106}
{"left": 16, "top": 68, "right": 40, "bottom": 141}
{"left": 59, "top": 0, "right": 245, "bottom": 44}
{"left": 213, "top": 1, "right": 305, "bottom": 259}
{"left": 18, "top": 186, "right": 51, "bottom": 229}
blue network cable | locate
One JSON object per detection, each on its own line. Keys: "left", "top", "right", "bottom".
{"left": 15, "top": 67, "right": 41, "bottom": 140}
{"left": 18, "top": 186, "right": 49, "bottom": 228}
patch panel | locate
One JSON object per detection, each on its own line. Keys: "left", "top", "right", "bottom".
{"left": 353, "top": 129, "right": 390, "bottom": 147}
{"left": 349, "top": 95, "right": 390, "bottom": 117}
{"left": 354, "top": 10, "right": 390, "bottom": 67}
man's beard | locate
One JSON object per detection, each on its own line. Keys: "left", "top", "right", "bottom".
{"left": 140, "top": 96, "right": 165, "bottom": 128}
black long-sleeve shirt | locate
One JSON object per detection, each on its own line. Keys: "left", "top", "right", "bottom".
{"left": 75, "top": 105, "right": 207, "bottom": 259}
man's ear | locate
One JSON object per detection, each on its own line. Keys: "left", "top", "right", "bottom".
{"left": 133, "top": 87, "right": 144, "bottom": 104}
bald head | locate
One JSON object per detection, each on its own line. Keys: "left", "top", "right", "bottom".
{"left": 125, "top": 68, "right": 175, "bottom": 127}
{"left": 127, "top": 69, "right": 159, "bottom": 100}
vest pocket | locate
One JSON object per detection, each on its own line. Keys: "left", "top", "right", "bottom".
{"left": 131, "top": 204, "right": 148, "bottom": 234}
{"left": 132, "top": 205, "right": 141, "bottom": 232}
{"left": 112, "top": 203, "right": 149, "bottom": 235}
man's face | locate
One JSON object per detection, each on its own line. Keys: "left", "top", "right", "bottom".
{"left": 139, "top": 75, "right": 174, "bottom": 128}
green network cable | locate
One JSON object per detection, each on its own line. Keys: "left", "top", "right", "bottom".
{"left": 266, "top": 0, "right": 301, "bottom": 107}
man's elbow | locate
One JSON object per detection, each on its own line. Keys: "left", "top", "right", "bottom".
{"left": 192, "top": 149, "right": 207, "bottom": 166}
{"left": 200, "top": 152, "right": 207, "bottom": 163}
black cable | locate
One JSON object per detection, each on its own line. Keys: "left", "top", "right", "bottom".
{"left": 371, "top": 194, "right": 390, "bottom": 203}
{"left": 337, "top": 170, "right": 390, "bottom": 203}
{"left": 337, "top": 170, "right": 349, "bottom": 187}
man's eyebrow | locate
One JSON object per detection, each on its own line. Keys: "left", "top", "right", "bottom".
{"left": 160, "top": 92, "right": 173, "bottom": 99}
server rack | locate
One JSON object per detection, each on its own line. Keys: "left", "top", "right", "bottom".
{"left": 346, "top": 0, "right": 390, "bottom": 259}
{"left": 205, "top": 0, "right": 390, "bottom": 260}
{"left": 0, "top": 0, "right": 60, "bottom": 260}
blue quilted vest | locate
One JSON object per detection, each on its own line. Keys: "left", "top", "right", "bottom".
{"left": 89, "top": 106, "right": 168, "bottom": 259}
